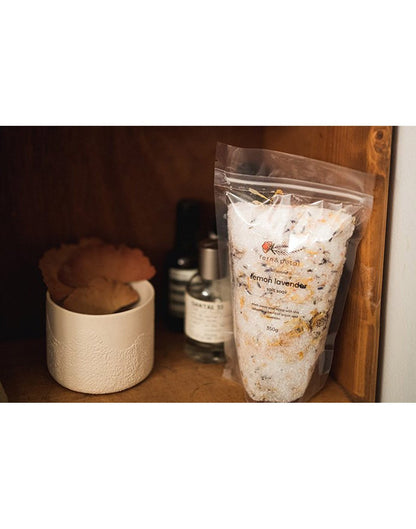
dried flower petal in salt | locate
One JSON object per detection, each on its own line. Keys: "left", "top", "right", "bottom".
{"left": 63, "top": 277, "right": 139, "bottom": 315}
{"left": 228, "top": 202, "right": 355, "bottom": 402}
{"left": 58, "top": 244, "right": 156, "bottom": 287}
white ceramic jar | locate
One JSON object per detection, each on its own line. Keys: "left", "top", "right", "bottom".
{"left": 46, "top": 280, "right": 155, "bottom": 394}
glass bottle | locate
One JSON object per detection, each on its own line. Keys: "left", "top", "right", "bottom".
{"left": 167, "top": 199, "right": 201, "bottom": 332}
{"left": 184, "top": 238, "right": 229, "bottom": 363}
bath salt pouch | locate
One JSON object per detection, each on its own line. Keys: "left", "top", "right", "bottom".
{"left": 214, "top": 143, "right": 375, "bottom": 402}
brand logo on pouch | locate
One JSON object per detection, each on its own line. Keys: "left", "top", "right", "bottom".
{"left": 262, "top": 241, "right": 273, "bottom": 253}
{"left": 262, "top": 241, "right": 288, "bottom": 255}
{"left": 261, "top": 241, "right": 303, "bottom": 255}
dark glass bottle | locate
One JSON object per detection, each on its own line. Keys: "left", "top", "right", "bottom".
{"left": 166, "top": 199, "right": 201, "bottom": 332}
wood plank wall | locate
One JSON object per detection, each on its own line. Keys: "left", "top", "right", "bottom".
{"left": 0, "top": 127, "right": 264, "bottom": 340}
{"left": 262, "top": 126, "right": 392, "bottom": 401}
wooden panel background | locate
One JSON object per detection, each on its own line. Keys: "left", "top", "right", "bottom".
{"left": 0, "top": 127, "right": 264, "bottom": 340}
{"left": 0, "top": 126, "right": 392, "bottom": 401}
{"left": 262, "top": 126, "right": 392, "bottom": 401}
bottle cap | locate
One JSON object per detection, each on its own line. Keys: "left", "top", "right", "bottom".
{"left": 199, "top": 238, "right": 220, "bottom": 281}
{"left": 176, "top": 199, "right": 200, "bottom": 225}
{"left": 175, "top": 199, "right": 200, "bottom": 244}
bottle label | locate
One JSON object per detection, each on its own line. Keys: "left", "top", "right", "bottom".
{"left": 185, "top": 293, "right": 229, "bottom": 344}
{"left": 168, "top": 268, "right": 198, "bottom": 317}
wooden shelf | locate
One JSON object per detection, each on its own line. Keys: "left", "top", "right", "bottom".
{"left": 0, "top": 325, "right": 352, "bottom": 403}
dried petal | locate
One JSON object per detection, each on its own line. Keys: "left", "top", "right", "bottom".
{"left": 39, "top": 238, "right": 103, "bottom": 302}
{"left": 63, "top": 277, "right": 139, "bottom": 315}
{"left": 39, "top": 244, "right": 77, "bottom": 302}
{"left": 58, "top": 243, "right": 156, "bottom": 287}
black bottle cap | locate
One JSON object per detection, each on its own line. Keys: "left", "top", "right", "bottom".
{"left": 175, "top": 199, "right": 201, "bottom": 244}
{"left": 177, "top": 199, "right": 200, "bottom": 223}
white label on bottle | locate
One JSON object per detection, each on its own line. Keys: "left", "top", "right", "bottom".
{"left": 168, "top": 268, "right": 198, "bottom": 317}
{"left": 169, "top": 268, "right": 198, "bottom": 282}
{"left": 185, "top": 292, "right": 229, "bottom": 344}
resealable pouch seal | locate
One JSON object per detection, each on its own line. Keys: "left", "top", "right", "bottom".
{"left": 214, "top": 143, "right": 375, "bottom": 402}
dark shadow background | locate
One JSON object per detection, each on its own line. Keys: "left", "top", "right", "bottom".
{"left": 0, "top": 126, "right": 264, "bottom": 339}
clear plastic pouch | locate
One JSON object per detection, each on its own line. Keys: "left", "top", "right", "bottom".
{"left": 214, "top": 143, "right": 375, "bottom": 402}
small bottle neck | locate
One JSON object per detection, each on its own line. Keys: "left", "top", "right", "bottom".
{"left": 175, "top": 234, "right": 197, "bottom": 252}
{"left": 174, "top": 200, "right": 200, "bottom": 252}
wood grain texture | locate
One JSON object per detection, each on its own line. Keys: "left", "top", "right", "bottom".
{"left": 0, "top": 127, "right": 264, "bottom": 339}
{"left": 332, "top": 127, "right": 392, "bottom": 401}
{"left": 262, "top": 127, "right": 392, "bottom": 401}
{"left": 0, "top": 325, "right": 352, "bottom": 402}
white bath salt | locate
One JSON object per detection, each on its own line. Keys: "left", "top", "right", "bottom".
{"left": 228, "top": 201, "right": 355, "bottom": 402}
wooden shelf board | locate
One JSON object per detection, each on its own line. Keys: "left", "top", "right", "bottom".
{"left": 0, "top": 326, "right": 352, "bottom": 403}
